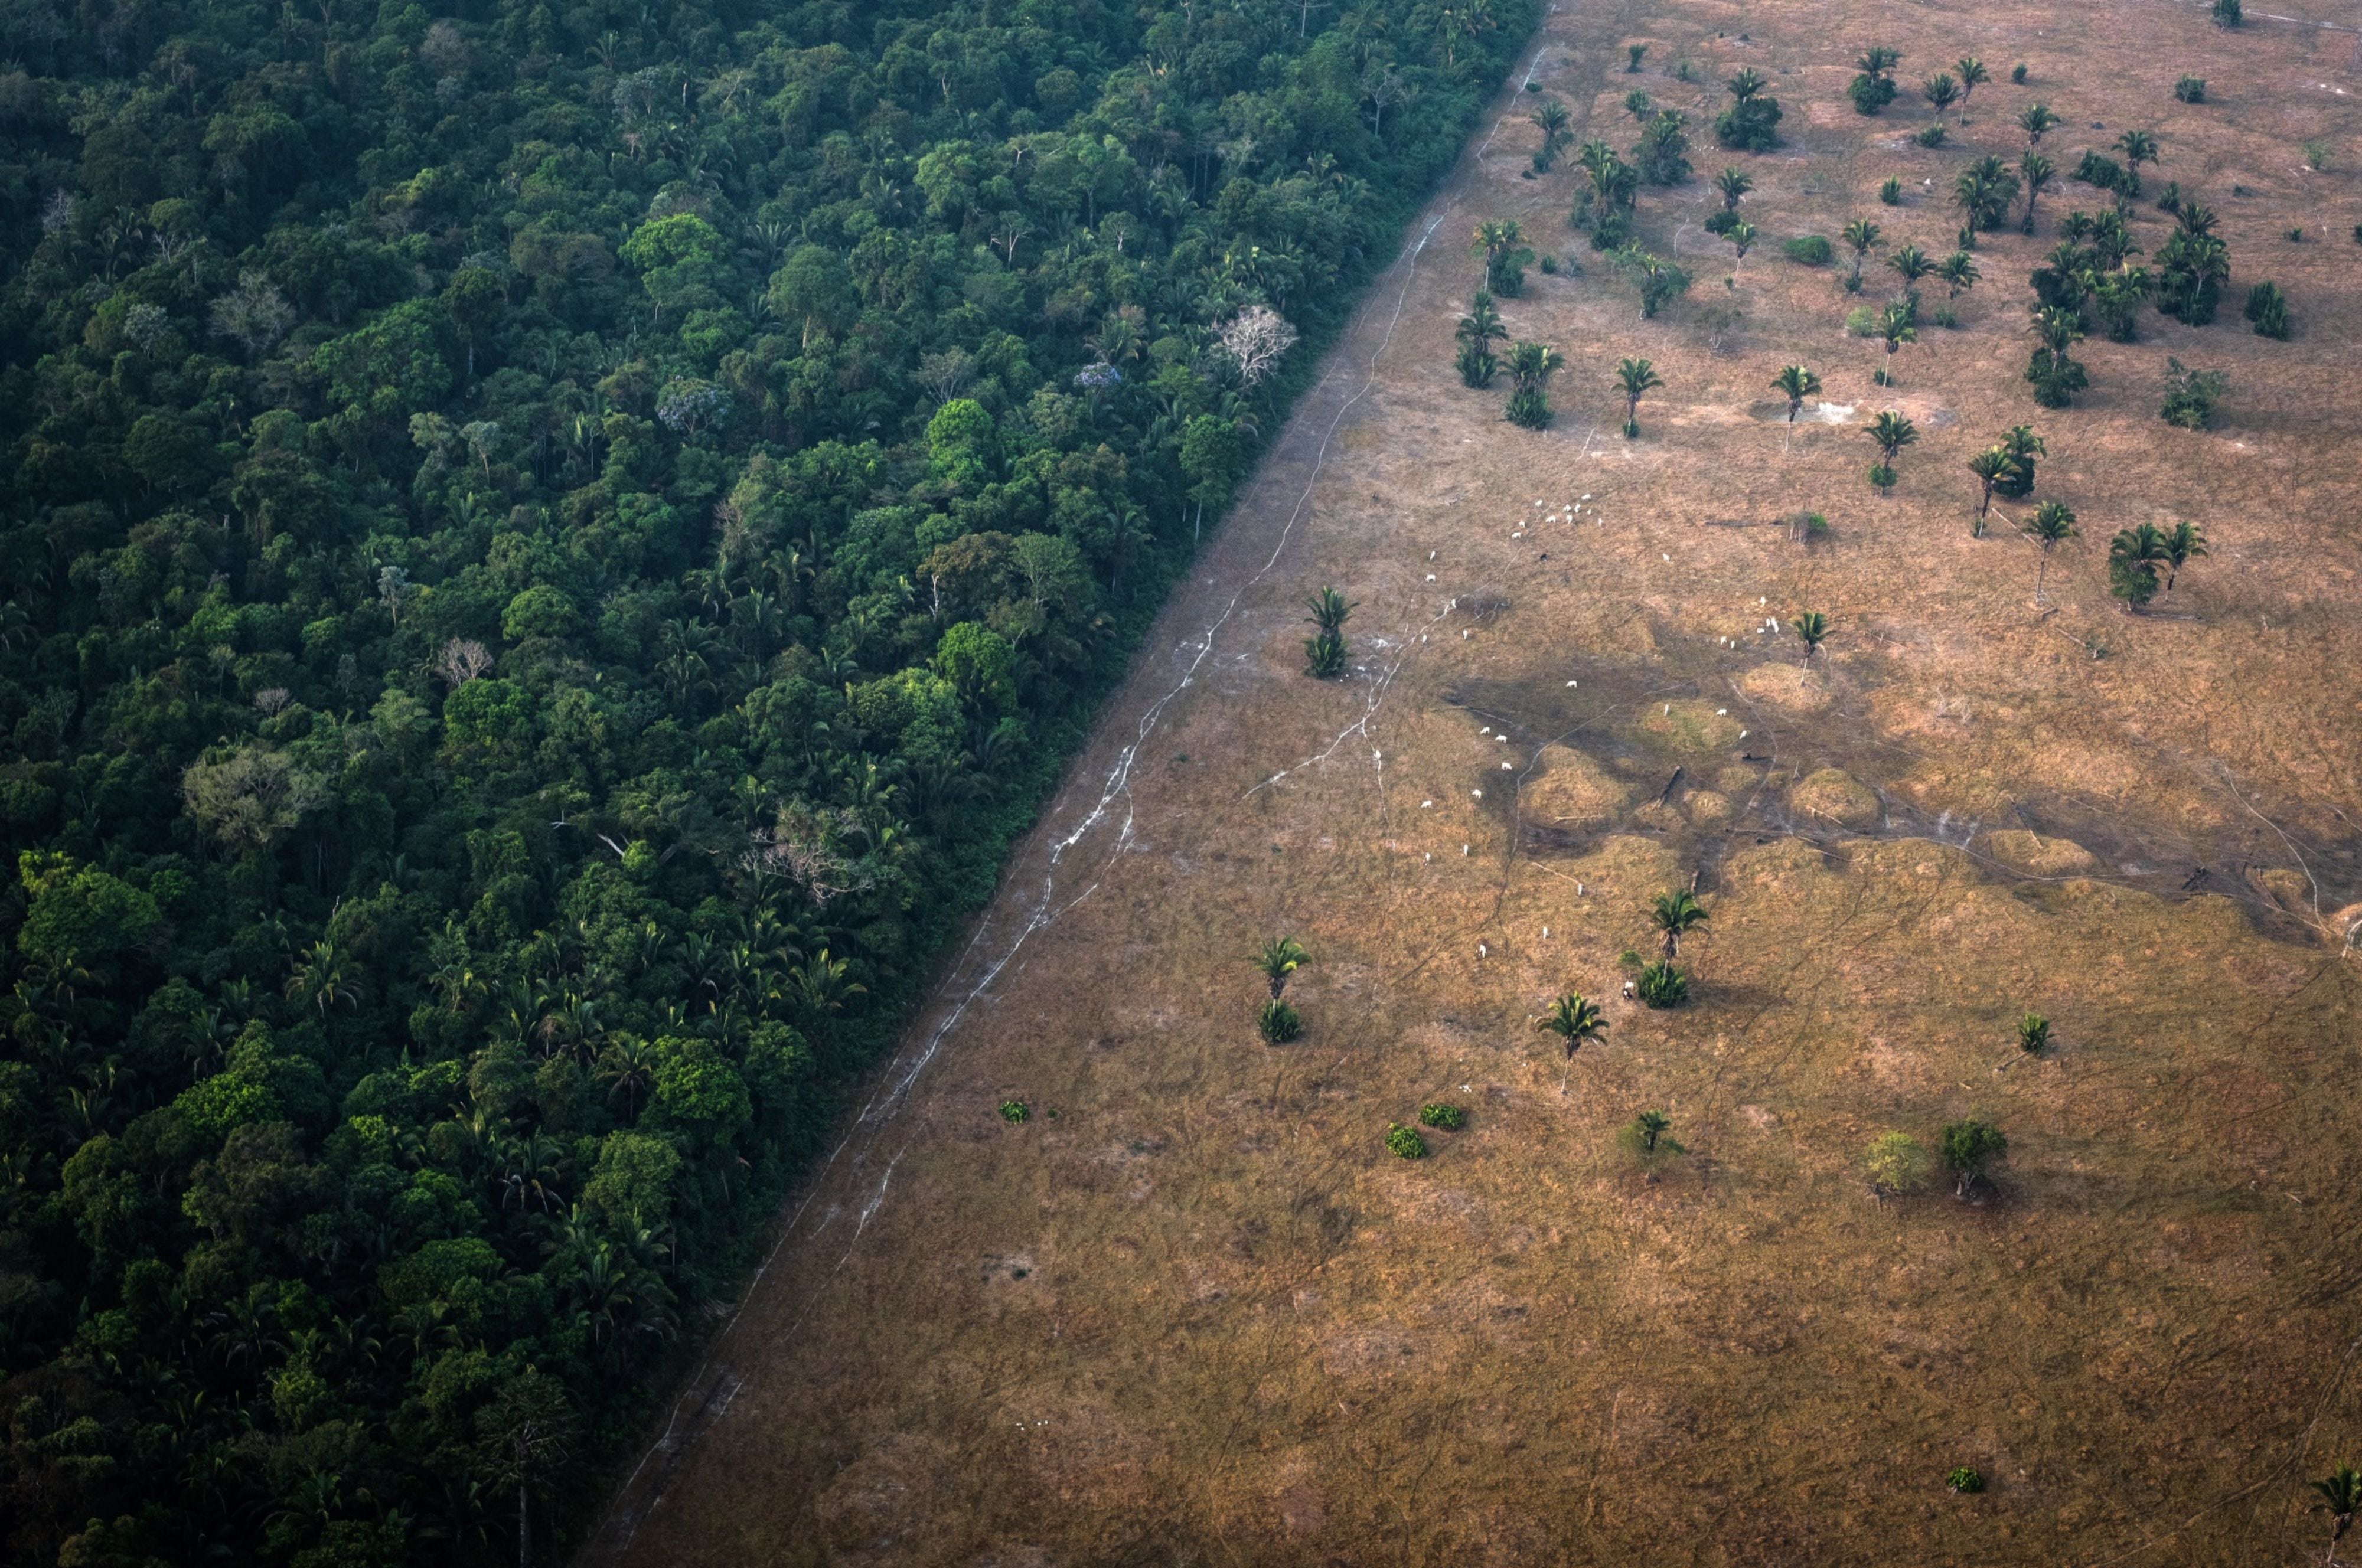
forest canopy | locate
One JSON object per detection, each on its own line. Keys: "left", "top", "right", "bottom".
{"left": 0, "top": 0, "right": 1534, "bottom": 1562}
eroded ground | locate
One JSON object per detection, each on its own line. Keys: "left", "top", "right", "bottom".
{"left": 592, "top": 0, "right": 2362, "bottom": 1561}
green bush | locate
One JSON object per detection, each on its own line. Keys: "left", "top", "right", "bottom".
{"left": 1304, "top": 630, "right": 1348, "bottom": 678}
{"left": 1782, "top": 234, "right": 1834, "bottom": 265}
{"left": 1845, "top": 305, "right": 1881, "bottom": 337}
{"left": 1385, "top": 1123, "right": 1430, "bottom": 1159}
{"left": 1914, "top": 123, "right": 1947, "bottom": 148}
{"left": 999, "top": 1100, "right": 1030, "bottom": 1123}
{"left": 2174, "top": 75, "right": 2206, "bottom": 103}
{"left": 1930, "top": 303, "right": 1960, "bottom": 329}
{"left": 1868, "top": 462, "right": 1897, "bottom": 494}
{"left": 1704, "top": 208, "right": 1741, "bottom": 237}
{"left": 1258, "top": 999, "right": 1304, "bottom": 1043}
{"left": 2244, "top": 280, "right": 2291, "bottom": 338}
{"left": 1418, "top": 1103, "right": 1467, "bottom": 1131}
{"left": 1636, "top": 961, "right": 1689, "bottom": 1008}
{"left": 2011, "top": 61, "right": 2030, "bottom": 82}
{"left": 1947, "top": 1466, "right": 1986, "bottom": 1494}
{"left": 1879, "top": 175, "right": 1904, "bottom": 205}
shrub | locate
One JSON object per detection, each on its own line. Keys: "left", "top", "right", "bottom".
{"left": 2174, "top": 74, "right": 2206, "bottom": 103}
{"left": 1914, "top": 123, "right": 1947, "bottom": 148}
{"left": 2213, "top": 0, "right": 2240, "bottom": 25}
{"left": 1385, "top": 1123, "right": 1428, "bottom": 1159}
{"left": 1627, "top": 44, "right": 1646, "bottom": 72}
{"left": 999, "top": 1099, "right": 1029, "bottom": 1122}
{"left": 1635, "top": 960, "right": 1689, "bottom": 1008}
{"left": 2160, "top": 356, "right": 2227, "bottom": 427}
{"left": 1844, "top": 305, "right": 1880, "bottom": 336}
{"left": 1539, "top": 253, "right": 1558, "bottom": 275}
{"left": 1505, "top": 387, "right": 1552, "bottom": 429}
{"left": 1947, "top": 1466, "right": 1986, "bottom": 1495}
{"left": 1257, "top": 999, "right": 1303, "bottom": 1043}
{"left": 1704, "top": 208, "right": 1740, "bottom": 237}
{"left": 1864, "top": 1132, "right": 1930, "bottom": 1198}
{"left": 1868, "top": 461, "right": 1896, "bottom": 493}
{"left": 1782, "top": 234, "right": 1833, "bottom": 265}
{"left": 2011, "top": 62, "right": 2029, "bottom": 82}
{"left": 1617, "top": 1110, "right": 1685, "bottom": 1170}
{"left": 2073, "top": 151, "right": 2127, "bottom": 192}
{"left": 1418, "top": 1103, "right": 1467, "bottom": 1131}
{"left": 1930, "top": 303, "right": 1960, "bottom": 329}
{"left": 1303, "top": 630, "right": 1347, "bottom": 677}
{"left": 1879, "top": 176, "right": 1903, "bottom": 205}
{"left": 2244, "top": 280, "right": 2291, "bottom": 338}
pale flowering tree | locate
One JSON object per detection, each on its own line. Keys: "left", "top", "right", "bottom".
{"left": 1215, "top": 305, "right": 1298, "bottom": 386}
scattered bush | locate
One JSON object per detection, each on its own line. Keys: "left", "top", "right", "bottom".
{"left": 999, "top": 1099, "right": 1030, "bottom": 1123}
{"left": 2213, "top": 0, "right": 2242, "bottom": 24}
{"left": 1865, "top": 1132, "right": 1930, "bottom": 1198}
{"left": 1914, "top": 123, "right": 1948, "bottom": 148}
{"left": 1258, "top": 999, "right": 1304, "bottom": 1043}
{"left": 1385, "top": 1122, "right": 1429, "bottom": 1159}
{"left": 1704, "top": 208, "right": 1741, "bottom": 237}
{"left": 1627, "top": 44, "right": 1646, "bottom": 72}
{"left": 2073, "top": 151, "right": 2128, "bottom": 192}
{"left": 1930, "top": 303, "right": 1960, "bottom": 329}
{"left": 1635, "top": 960, "right": 1689, "bottom": 1008}
{"left": 1539, "top": 253, "right": 1558, "bottom": 274}
{"left": 1868, "top": 461, "right": 1897, "bottom": 493}
{"left": 2245, "top": 280, "right": 2291, "bottom": 338}
{"left": 1879, "top": 176, "right": 1904, "bottom": 205}
{"left": 1939, "top": 1118, "right": 2008, "bottom": 1198}
{"left": 2017, "top": 1013, "right": 2051, "bottom": 1054}
{"left": 1783, "top": 234, "right": 1834, "bottom": 265}
{"left": 1418, "top": 1103, "right": 1467, "bottom": 1131}
{"left": 2160, "top": 357, "right": 2227, "bottom": 428}
{"left": 1844, "top": 305, "right": 1880, "bottom": 336}
{"left": 2011, "top": 62, "right": 2029, "bottom": 83}
{"left": 1947, "top": 1466, "right": 1987, "bottom": 1495}
{"left": 1303, "top": 629, "right": 1348, "bottom": 678}
{"left": 1617, "top": 1109, "right": 1686, "bottom": 1171}
{"left": 2174, "top": 74, "right": 2206, "bottom": 103}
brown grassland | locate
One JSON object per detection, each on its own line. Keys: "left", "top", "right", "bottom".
{"left": 589, "top": 0, "right": 2362, "bottom": 1561}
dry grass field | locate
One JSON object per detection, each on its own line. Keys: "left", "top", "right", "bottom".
{"left": 586, "top": 0, "right": 2362, "bottom": 1562}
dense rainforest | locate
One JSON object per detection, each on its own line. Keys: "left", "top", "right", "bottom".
{"left": 0, "top": 0, "right": 1535, "bottom": 1560}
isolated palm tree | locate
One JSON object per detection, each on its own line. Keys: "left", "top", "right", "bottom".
{"left": 1867, "top": 410, "right": 1918, "bottom": 463}
{"left": 1842, "top": 217, "right": 1883, "bottom": 286}
{"left": 1725, "top": 220, "right": 1757, "bottom": 274}
{"left": 1535, "top": 992, "right": 1608, "bottom": 1093}
{"left": 1938, "top": 249, "right": 1980, "bottom": 297}
{"left": 1302, "top": 587, "right": 1353, "bottom": 633}
{"left": 2117, "top": 128, "right": 2160, "bottom": 194}
{"left": 1968, "top": 445, "right": 2014, "bottom": 521}
{"left": 2159, "top": 520, "right": 2207, "bottom": 591}
{"left": 1727, "top": 66, "right": 1769, "bottom": 104}
{"left": 1955, "top": 57, "right": 1990, "bottom": 110}
{"left": 1456, "top": 290, "right": 1508, "bottom": 386}
{"left": 2109, "top": 523, "right": 2171, "bottom": 612}
{"left": 2018, "top": 102, "right": 2060, "bottom": 145}
{"left": 1714, "top": 166, "right": 1754, "bottom": 210}
{"left": 1789, "top": 609, "right": 1829, "bottom": 665}
{"left": 1255, "top": 936, "right": 1307, "bottom": 998}
{"left": 2024, "top": 500, "right": 2076, "bottom": 605}
{"left": 2312, "top": 1466, "right": 2362, "bottom": 1563}
{"left": 1888, "top": 243, "right": 1934, "bottom": 287}
{"left": 1921, "top": 72, "right": 1959, "bottom": 113}
{"left": 1531, "top": 97, "right": 1573, "bottom": 166}
{"left": 1614, "top": 356, "right": 1663, "bottom": 437}
{"left": 1876, "top": 300, "right": 1917, "bottom": 361}
{"left": 1772, "top": 364, "right": 1821, "bottom": 422}
{"left": 1650, "top": 889, "right": 1709, "bottom": 957}
{"left": 1503, "top": 339, "right": 1565, "bottom": 428}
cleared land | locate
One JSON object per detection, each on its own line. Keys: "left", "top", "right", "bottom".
{"left": 592, "top": 0, "right": 2362, "bottom": 1561}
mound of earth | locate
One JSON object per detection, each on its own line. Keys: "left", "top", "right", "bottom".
{"left": 1638, "top": 699, "right": 1744, "bottom": 753}
{"left": 1684, "top": 789, "right": 1734, "bottom": 827}
{"left": 1788, "top": 767, "right": 1881, "bottom": 829}
{"left": 1982, "top": 830, "right": 2100, "bottom": 877}
{"left": 1522, "top": 745, "right": 1632, "bottom": 825}
{"left": 1737, "top": 662, "right": 1831, "bottom": 714}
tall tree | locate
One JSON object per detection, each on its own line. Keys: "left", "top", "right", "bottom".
{"left": 2024, "top": 500, "right": 2077, "bottom": 606}
{"left": 1614, "top": 356, "right": 1663, "bottom": 437}
{"left": 1772, "top": 364, "right": 1822, "bottom": 423}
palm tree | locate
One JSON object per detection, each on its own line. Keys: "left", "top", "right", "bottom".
{"left": 2024, "top": 500, "right": 2076, "bottom": 605}
{"left": 1531, "top": 97, "right": 1573, "bottom": 168}
{"left": 1938, "top": 250, "right": 1979, "bottom": 297}
{"left": 1505, "top": 340, "right": 1564, "bottom": 429}
{"left": 1724, "top": 220, "right": 1756, "bottom": 275}
{"left": 1888, "top": 243, "right": 1934, "bottom": 288}
{"left": 1789, "top": 609, "right": 1829, "bottom": 665}
{"left": 1535, "top": 992, "right": 1607, "bottom": 1093}
{"left": 1727, "top": 66, "right": 1769, "bottom": 104}
{"left": 1875, "top": 300, "right": 1917, "bottom": 363}
{"left": 1772, "top": 364, "right": 1821, "bottom": 422}
{"left": 1302, "top": 587, "right": 1353, "bottom": 634}
{"left": 2159, "top": 520, "right": 2207, "bottom": 592}
{"left": 1867, "top": 410, "right": 1918, "bottom": 463}
{"left": 1922, "top": 72, "right": 1959, "bottom": 113}
{"left": 1456, "top": 290, "right": 1508, "bottom": 387}
{"left": 1472, "top": 218, "right": 1531, "bottom": 293}
{"left": 1714, "top": 166, "right": 1753, "bottom": 210}
{"left": 1255, "top": 936, "right": 1307, "bottom": 998}
{"left": 1650, "top": 888, "right": 1708, "bottom": 957}
{"left": 1997, "top": 424, "right": 2047, "bottom": 497}
{"left": 2030, "top": 304, "right": 2084, "bottom": 354}
{"left": 2018, "top": 102, "right": 2060, "bottom": 145}
{"left": 1841, "top": 217, "right": 1883, "bottom": 286}
{"left": 2109, "top": 523, "right": 2170, "bottom": 612}
{"left": 1955, "top": 56, "right": 1990, "bottom": 110}
{"left": 596, "top": 1036, "right": 658, "bottom": 1121}
{"left": 2019, "top": 152, "right": 2054, "bottom": 234}
{"left": 1614, "top": 356, "right": 1662, "bottom": 438}
{"left": 2116, "top": 128, "right": 2160, "bottom": 195}
{"left": 2312, "top": 1466, "right": 2362, "bottom": 1563}
{"left": 1968, "top": 445, "right": 2014, "bottom": 522}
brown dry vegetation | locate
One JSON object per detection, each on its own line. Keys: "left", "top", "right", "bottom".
{"left": 589, "top": 0, "right": 2362, "bottom": 1562}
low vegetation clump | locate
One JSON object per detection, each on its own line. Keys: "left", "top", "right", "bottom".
{"left": 2175, "top": 74, "right": 2207, "bottom": 103}
{"left": 1947, "top": 1466, "right": 1987, "bottom": 1495}
{"left": 1635, "top": 960, "right": 1690, "bottom": 1008}
{"left": 1385, "top": 1123, "right": 1430, "bottom": 1159}
{"left": 1617, "top": 1109, "right": 1686, "bottom": 1176}
{"left": 1940, "top": 1118, "right": 2009, "bottom": 1198}
{"left": 2245, "top": 280, "right": 2292, "bottom": 339}
{"left": 1302, "top": 590, "right": 1354, "bottom": 678}
{"left": 1715, "top": 67, "right": 1784, "bottom": 151}
{"left": 1258, "top": 1000, "right": 1304, "bottom": 1044}
{"left": 1418, "top": 1103, "right": 1467, "bottom": 1131}
{"left": 2161, "top": 357, "right": 2229, "bottom": 429}
{"left": 1865, "top": 1132, "right": 1932, "bottom": 1200}
{"left": 999, "top": 1100, "right": 1032, "bottom": 1124}
{"left": 1783, "top": 234, "right": 1834, "bottom": 266}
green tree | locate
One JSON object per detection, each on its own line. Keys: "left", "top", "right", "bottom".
{"left": 2018, "top": 102, "right": 2061, "bottom": 145}
{"left": 1714, "top": 166, "right": 1754, "bottom": 210}
{"left": 2159, "top": 520, "right": 2207, "bottom": 592}
{"left": 1180, "top": 415, "right": 1248, "bottom": 538}
{"left": 1256, "top": 936, "right": 1308, "bottom": 998}
{"left": 620, "top": 213, "right": 729, "bottom": 322}
{"left": 1865, "top": 1131, "right": 1931, "bottom": 1200}
{"left": 1939, "top": 1118, "right": 2008, "bottom": 1198}
{"left": 1867, "top": 410, "right": 1918, "bottom": 463}
{"left": 1955, "top": 57, "right": 1991, "bottom": 110}
{"left": 1968, "top": 446, "right": 2014, "bottom": 523}
{"left": 1456, "top": 291, "right": 1508, "bottom": 387}
{"left": 1650, "top": 888, "right": 1708, "bottom": 956}
{"left": 1473, "top": 218, "right": 1535, "bottom": 295}
{"left": 2019, "top": 152, "right": 2055, "bottom": 234}
{"left": 1715, "top": 68, "right": 1784, "bottom": 151}
{"left": 1614, "top": 356, "right": 1662, "bottom": 437}
{"left": 2024, "top": 500, "right": 2077, "bottom": 605}
{"left": 2312, "top": 1466, "right": 2362, "bottom": 1561}
{"left": 1535, "top": 992, "right": 1608, "bottom": 1092}
{"left": 1505, "top": 341, "right": 1565, "bottom": 430}
{"left": 2116, "top": 128, "right": 2161, "bottom": 196}
{"left": 1772, "top": 364, "right": 1822, "bottom": 423}
{"left": 1789, "top": 610, "right": 1829, "bottom": 665}
{"left": 2110, "top": 525, "right": 2169, "bottom": 612}
{"left": 1841, "top": 217, "right": 1883, "bottom": 288}
{"left": 1922, "top": 73, "right": 1959, "bottom": 114}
